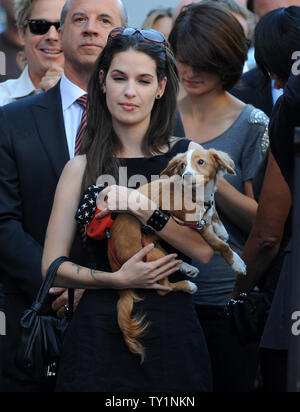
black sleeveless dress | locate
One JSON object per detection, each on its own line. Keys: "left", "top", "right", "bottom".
{"left": 55, "top": 140, "right": 212, "bottom": 392}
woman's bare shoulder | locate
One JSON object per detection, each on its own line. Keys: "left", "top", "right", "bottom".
{"left": 59, "top": 155, "right": 87, "bottom": 187}
{"left": 64, "top": 155, "right": 87, "bottom": 173}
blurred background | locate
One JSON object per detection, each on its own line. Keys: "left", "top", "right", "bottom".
{"left": 122, "top": 0, "right": 179, "bottom": 26}
{"left": 0, "top": 0, "right": 181, "bottom": 32}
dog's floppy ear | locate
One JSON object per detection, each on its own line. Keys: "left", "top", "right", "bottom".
{"left": 160, "top": 153, "right": 185, "bottom": 177}
{"left": 209, "top": 149, "right": 236, "bottom": 176}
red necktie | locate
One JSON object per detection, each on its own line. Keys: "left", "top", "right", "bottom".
{"left": 75, "top": 95, "right": 88, "bottom": 156}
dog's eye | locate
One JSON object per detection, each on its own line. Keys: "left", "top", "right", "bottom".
{"left": 197, "top": 159, "right": 205, "bottom": 166}
{"left": 181, "top": 163, "right": 186, "bottom": 170}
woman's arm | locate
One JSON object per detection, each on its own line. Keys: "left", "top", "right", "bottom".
{"left": 156, "top": 218, "right": 214, "bottom": 264}
{"left": 42, "top": 157, "right": 182, "bottom": 292}
{"left": 214, "top": 178, "right": 258, "bottom": 233}
{"left": 97, "top": 185, "right": 214, "bottom": 264}
{"left": 232, "top": 152, "right": 292, "bottom": 298}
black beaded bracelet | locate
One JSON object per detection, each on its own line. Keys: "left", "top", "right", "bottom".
{"left": 142, "top": 209, "right": 170, "bottom": 234}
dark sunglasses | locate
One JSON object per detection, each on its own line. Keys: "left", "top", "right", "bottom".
{"left": 109, "top": 27, "right": 166, "bottom": 44}
{"left": 25, "top": 19, "right": 60, "bottom": 35}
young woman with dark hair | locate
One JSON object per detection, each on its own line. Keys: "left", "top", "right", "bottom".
{"left": 169, "top": 2, "right": 270, "bottom": 392}
{"left": 42, "top": 28, "right": 214, "bottom": 392}
{"left": 255, "top": 6, "right": 300, "bottom": 90}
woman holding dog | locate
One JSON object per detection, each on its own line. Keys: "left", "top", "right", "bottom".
{"left": 42, "top": 28, "right": 214, "bottom": 392}
{"left": 169, "top": 2, "right": 269, "bottom": 392}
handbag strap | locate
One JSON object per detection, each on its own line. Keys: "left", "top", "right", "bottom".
{"left": 67, "top": 288, "right": 75, "bottom": 318}
{"left": 33, "top": 257, "right": 70, "bottom": 311}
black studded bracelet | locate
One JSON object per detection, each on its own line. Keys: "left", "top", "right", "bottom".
{"left": 142, "top": 209, "right": 171, "bottom": 234}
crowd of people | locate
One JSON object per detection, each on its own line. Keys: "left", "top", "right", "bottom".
{"left": 0, "top": 0, "right": 299, "bottom": 393}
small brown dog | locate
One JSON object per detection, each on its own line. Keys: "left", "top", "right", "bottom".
{"left": 107, "top": 147, "right": 247, "bottom": 361}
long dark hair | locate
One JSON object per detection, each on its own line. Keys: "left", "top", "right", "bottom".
{"left": 80, "top": 31, "right": 179, "bottom": 190}
{"left": 255, "top": 6, "right": 300, "bottom": 84}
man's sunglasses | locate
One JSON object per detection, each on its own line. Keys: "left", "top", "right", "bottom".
{"left": 24, "top": 19, "right": 60, "bottom": 35}
{"left": 109, "top": 27, "right": 166, "bottom": 44}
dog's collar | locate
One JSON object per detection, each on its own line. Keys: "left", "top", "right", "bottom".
{"left": 171, "top": 216, "right": 207, "bottom": 231}
{"left": 172, "top": 194, "right": 214, "bottom": 231}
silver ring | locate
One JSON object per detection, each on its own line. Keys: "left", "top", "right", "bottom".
{"left": 64, "top": 304, "right": 70, "bottom": 313}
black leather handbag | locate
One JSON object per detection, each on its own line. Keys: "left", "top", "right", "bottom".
{"left": 225, "top": 292, "right": 269, "bottom": 345}
{"left": 16, "top": 256, "right": 73, "bottom": 380}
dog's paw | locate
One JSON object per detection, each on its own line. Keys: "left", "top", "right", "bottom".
{"left": 218, "top": 231, "right": 229, "bottom": 242}
{"left": 180, "top": 262, "right": 199, "bottom": 278}
{"left": 213, "top": 222, "right": 229, "bottom": 242}
{"left": 231, "top": 252, "right": 247, "bottom": 275}
{"left": 186, "top": 281, "right": 198, "bottom": 294}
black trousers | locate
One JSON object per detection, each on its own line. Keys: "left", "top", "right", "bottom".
{"left": 195, "top": 304, "right": 260, "bottom": 392}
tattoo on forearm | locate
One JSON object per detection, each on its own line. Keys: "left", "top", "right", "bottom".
{"left": 90, "top": 269, "right": 98, "bottom": 282}
{"left": 72, "top": 263, "right": 82, "bottom": 275}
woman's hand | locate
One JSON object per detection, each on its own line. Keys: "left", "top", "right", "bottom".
{"left": 39, "top": 65, "right": 64, "bottom": 91}
{"left": 112, "top": 243, "right": 182, "bottom": 292}
{"left": 96, "top": 185, "right": 156, "bottom": 222}
{"left": 48, "top": 288, "right": 85, "bottom": 319}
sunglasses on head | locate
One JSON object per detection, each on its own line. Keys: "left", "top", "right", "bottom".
{"left": 109, "top": 27, "right": 166, "bottom": 44}
{"left": 25, "top": 19, "right": 60, "bottom": 35}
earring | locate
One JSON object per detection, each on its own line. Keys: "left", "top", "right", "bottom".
{"left": 156, "top": 94, "right": 161, "bottom": 99}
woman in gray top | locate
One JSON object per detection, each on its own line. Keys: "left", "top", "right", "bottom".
{"left": 169, "top": 1, "right": 269, "bottom": 392}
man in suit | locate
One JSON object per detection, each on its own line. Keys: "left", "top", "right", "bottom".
{"left": 0, "top": 0, "right": 66, "bottom": 387}
{"left": 0, "top": 0, "right": 65, "bottom": 106}
{"left": 0, "top": 0, "right": 127, "bottom": 392}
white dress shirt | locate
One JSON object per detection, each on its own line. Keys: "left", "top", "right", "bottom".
{"left": 0, "top": 65, "right": 39, "bottom": 106}
{"left": 244, "top": 47, "right": 257, "bottom": 73}
{"left": 271, "top": 80, "right": 283, "bottom": 105}
{"left": 60, "top": 73, "right": 86, "bottom": 159}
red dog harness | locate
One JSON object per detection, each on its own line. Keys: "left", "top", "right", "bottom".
{"left": 87, "top": 210, "right": 147, "bottom": 269}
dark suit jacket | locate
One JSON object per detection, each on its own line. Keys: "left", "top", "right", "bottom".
{"left": 0, "top": 83, "right": 84, "bottom": 389}
{"left": 231, "top": 68, "right": 274, "bottom": 117}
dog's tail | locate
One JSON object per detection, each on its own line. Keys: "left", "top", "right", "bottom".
{"left": 117, "top": 290, "right": 149, "bottom": 363}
